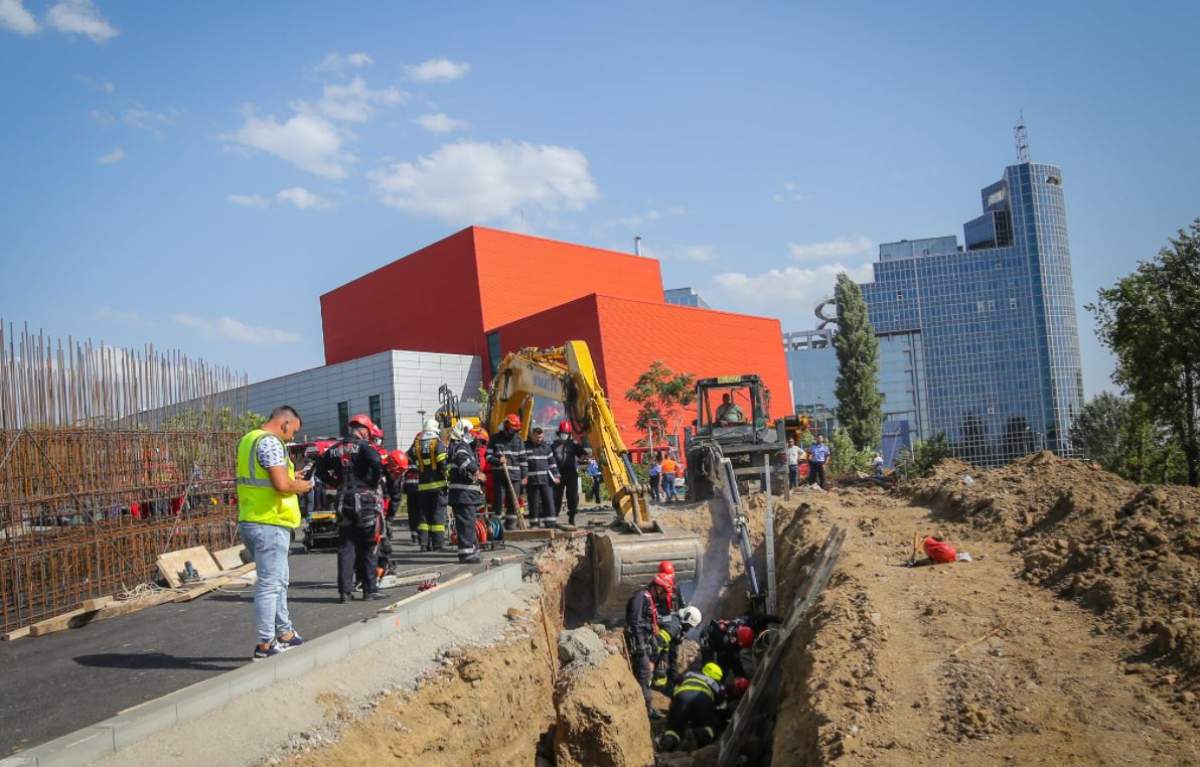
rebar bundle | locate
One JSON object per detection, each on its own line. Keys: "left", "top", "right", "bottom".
{"left": 0, "top": 320, "right": 248, "bottom": 431}
{"left": 0, "top": 321, "right": 254, "bottom": 634}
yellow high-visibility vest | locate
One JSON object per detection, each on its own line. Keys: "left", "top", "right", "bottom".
{"left": 236, "top": 428, "right": 301, "bottom": 528}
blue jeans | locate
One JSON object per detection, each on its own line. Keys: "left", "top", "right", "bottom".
{"left": 239, "top": 522, "right": 294, "bottom": 644}
{"left": 662, "top": 474, "right": 676, "bottom": 502}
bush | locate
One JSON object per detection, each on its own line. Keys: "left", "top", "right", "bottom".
{"left": 895, "top": 432, "right": 953, "bottom": 478}
{"left": 828, "top": 427, "right": 875, "bottom": 477}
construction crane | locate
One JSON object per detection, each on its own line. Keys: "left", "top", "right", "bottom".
{"left": 485, "top": 341, "right": 702, "bottom": 619}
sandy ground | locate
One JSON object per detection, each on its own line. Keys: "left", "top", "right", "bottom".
{"left": 771, "top": 488, "right": 1200, "bottom": 766}
{"left": 93, "top": 585, "right": 533, "bottom": 767}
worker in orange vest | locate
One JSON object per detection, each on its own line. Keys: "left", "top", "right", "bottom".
{"left": 660, "top": 454, "right": 679, "bottom": 503}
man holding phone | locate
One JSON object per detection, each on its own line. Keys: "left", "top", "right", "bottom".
{"left": 236, "top": 405, "right": 313, "bottom": 661}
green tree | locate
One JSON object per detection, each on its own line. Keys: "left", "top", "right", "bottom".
{"left": 1070, "top": 393, "right": 1132, "bottom": 475}
{"left": 828, "top": 426, "right": 874, "bottom": 476}
{"left": 624, "top": 361, "right": 696, "bottom": 435}
{"left": 1089, "top": 218, "right": 1200, "bottom": 485}
{"left": 833, "top": 273, "right": 883, "bottom": 451}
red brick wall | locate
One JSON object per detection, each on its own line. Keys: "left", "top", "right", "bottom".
{"left": 320, "top": 228, "right": 485, "bottom": 364}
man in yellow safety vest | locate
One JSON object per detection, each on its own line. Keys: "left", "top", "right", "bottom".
{"left": 236, "top": 405, "right": 312, "bottom": 661}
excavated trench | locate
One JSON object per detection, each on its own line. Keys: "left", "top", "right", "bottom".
{"left": 282, "top": 494, "right": 822, "bottom": 767}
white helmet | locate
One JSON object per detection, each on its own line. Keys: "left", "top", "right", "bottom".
{"left": 422, "top": 417, "right": 440, "bottom": 437}
{"left": 678, "top": 605, "right": 702, "bottom": 629}
{"left": 452, "top": 418, "right": 473, "bottom": 441}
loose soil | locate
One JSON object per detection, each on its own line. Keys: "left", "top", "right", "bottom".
{"left": 770, "top": 474, "right": 1200, "bottom": 765}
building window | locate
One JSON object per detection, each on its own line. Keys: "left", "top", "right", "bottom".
{"left": 369, "top": 394, "right": 382, "bottom": 428}
{"left": 486, "top": 331, "right": 502, "bottom": 377}
{"left": 337, "top": 401, "right": 349, "bottom": 437}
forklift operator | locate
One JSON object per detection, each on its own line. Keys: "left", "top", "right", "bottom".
{"left": 715, "top": 393, "right": 745, "bottom": 425}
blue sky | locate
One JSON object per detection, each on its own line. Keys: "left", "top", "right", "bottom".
{"left": 2, "top": 1, "right": 1198, "bottom": 398}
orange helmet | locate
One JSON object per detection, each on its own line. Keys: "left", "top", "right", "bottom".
{"left": 389, "top": 450, "right": 409, "bottom": 471}
{"left": 348, "top": 413, "right": 377, "bottom": 433}
{"left": 472, "top": 426, "right": 490, "bottom": 443}
{"left": 504, "top": 413, "right": 521, "bottom": 429}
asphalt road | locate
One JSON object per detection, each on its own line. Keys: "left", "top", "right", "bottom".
{"left": 0, "top": 536, "right": 489, "bottom": 756}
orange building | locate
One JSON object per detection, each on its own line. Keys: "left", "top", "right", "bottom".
{"left": 320, "top": 226, "right": 792, "bottom": 443}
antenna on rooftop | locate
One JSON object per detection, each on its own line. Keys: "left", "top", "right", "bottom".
{"left": 1014, "top": 111, "right": 1031, "bottom": 163}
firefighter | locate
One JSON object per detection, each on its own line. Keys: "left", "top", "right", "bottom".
{"left": 408, "top": 418, "right": 449, "bottom": 551}
{"left": 524, "top": 425, "right": 560, "bottom": 528}
{"left": 656, "top": 662, "right": 727, "bottom": 752}
{"left": 402, "top": 434, "right": 421, "bottom": 544}
{"left": 487, "top": 414, "right": 527, "bottom": 530}
{"left": 655, "top": 560, "right": 684, "bottom": 613}
{"left": 625, "top": 572, "right": 673, "bottom": 718}
{"left": 447, "top": 419, "right": 485, "bottom": 564}
{"left": 315, "top": 414, "right": 385, "bottom": 602}
{"left": 551, "top": 420, "right": 584, "bottom": 526}
{"left": 472, "top": 427, "right": 492, "bottom": 512}
{"left": 652, "top": 605, "right": 703, "bottom": 694}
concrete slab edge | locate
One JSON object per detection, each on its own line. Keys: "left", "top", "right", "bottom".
{"left": 13, "top": 562, "right": 523, "bottom": 767}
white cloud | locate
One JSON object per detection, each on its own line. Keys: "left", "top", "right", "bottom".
{"left": 709, "top": 262, "right": 874, "bottom": 325}
{"left": 97, "top": 147, "right": 124, "bottom": 164}
{"left": 369, "top": 140, "right": 597, "bottom": 224}
{"left": 0, "top": 0, "right": 37, "bottom": 34}
{"left": 405, "top": 58, "right": 469, "bottom": 82}
{"left": 124, "top": 106, "right": 174, "bottom": 131}
{"left": 414, "top": 112, "right": 469, "bottom": 134}
{"left": 100, "top": 79, "right": 114, "bottom": 94}
{"left": 788, "top": 234, "right": 874, "bottom": 262}
{"left": 276, "top": 186, "right": 330, "bottom": 210}
{"left": 95, "top": 306, "right": 139, "bottom": 323}
{"left": 227, "top": 193, "right": 269, "bottom": 208}
{"left": 221, "top": 112, "right": 351, "bottom": 179}
{"left": 774, "top": 181, "right": 811, "bottom": 204}
{"left": 299, "top": 77, "right": 406, "bottom": 123}
{"left": 173, "top": 313, "right": 300, "bottom": 345}
{"left": 89, "top": 108, "right": 114, "bottom": 124}
{"left": 46, "top": 0, "right": 117, "bottom": 42}
{"left": 316, "top": 51, "right": 374, "bottom": 71}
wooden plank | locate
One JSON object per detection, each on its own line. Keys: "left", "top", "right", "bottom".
{"left": 377, "top": 572, "right": 473, "bottom": 613}
{"left": 503, "top": 528, "right": 555, "bottom": 542}
{"left": 172, "top": 563, "right": 256, "bottom": 603}
{"left": 212, "top": 545, "right": 247, "bottom": 570}
{"left": 81, "top": 596, "right": 114, "bottom": 611}
{"left": 156, "top": 546, "right": 221, "bottom": 588}
{"left": 2, "top": 626, "right": 31, "bottom": 641}
{"left": 94, "top": 590, "right": 179, "bottom": 621}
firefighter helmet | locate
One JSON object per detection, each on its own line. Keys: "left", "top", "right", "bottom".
{"left": 701, "top": 662, "right": 724, "bottom": 683}
{"left": 678, "top": 605, "right": 702, "bottom": 629}
{"left": 451, "top": 418, "right": 473, "bottom": 441}
{"left": 472, "top": 426, "right": 490, "bottom": 443}
{"left": 504, "top": 413, "right": 521, "bottom": 429}
{"left": 422, "top": 417, "right": 439, "bottom": 436}
{"left": 389, "top": 450, "right": 409, "bottom": 471}
{"left": 347, "top": 413, "right": 376, "bottom": 433}
{"left": 658, "top": 560, "right": 675, "bottom": 576}
{"left": 731, "top": 677, "right": 750, "bottom": 698}
{"left": 557, "top": 420, "right": 573, "bottom": 434}
{"left": 736, "top": 625, "right": 754, "bottom": 648}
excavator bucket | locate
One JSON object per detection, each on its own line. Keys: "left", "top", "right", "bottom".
{"left": 589, "top": 528, "right": 704, "bottom": 622}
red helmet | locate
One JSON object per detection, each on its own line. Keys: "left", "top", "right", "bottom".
{"left": 657, "top": 560, "right": 675, "bottom": 576}
{"left": 348, "top": 413, "right": 377, "bottom": 433}
{"left": 557, "top": 420, "right": 573, "bottom": 434}
{"left": 731, "top": 677, "right": 750, "bottom": 698}
{"left": 369, "top": 423, "right": 384, "bottom": 441}
{"left": 389, "top": 450, "right": 409, "bottom": 471}
{"left": 736, "top": 625, "right": 754, "bottom": 649}
{"left": 505, "top": 413, "right": 521, "bottom": 429}
{"left": 473, "top": 426, "right": 490, "bottom": 443}
{"left": 652, "top": 572, "right": 674, "bottom": 591}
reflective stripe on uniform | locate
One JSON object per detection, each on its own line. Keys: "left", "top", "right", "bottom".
{"left": 418, "top": 481, "right": 448, "bottom": 491}
{"left": 418, "top": 523, "right": 430, "bottom": 531}
{"left": 674, "top": 681, "right": 715, "bottom": 699}
{"left": 429, "top": 524, "right": 445, "bottom": 532}
{"left": 448, "top": 483, "right": 479, "bottom": 491}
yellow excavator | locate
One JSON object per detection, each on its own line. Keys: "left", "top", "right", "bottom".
{"left": 485, "top": 341, "right": 703, "bottom": 620}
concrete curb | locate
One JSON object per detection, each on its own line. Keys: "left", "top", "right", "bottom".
{"left": 1, "top": 563, "right": 524, "bottom": 767}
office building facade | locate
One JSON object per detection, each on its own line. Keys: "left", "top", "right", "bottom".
{"left": 860, "top": 161, "right": 1084, "bottom": 465}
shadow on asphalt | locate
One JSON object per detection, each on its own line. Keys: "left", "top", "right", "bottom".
{"left": 74, "top": 652, "right": 243, "bottom": 672}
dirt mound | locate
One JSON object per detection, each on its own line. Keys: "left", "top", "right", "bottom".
{"left": 553, "top": 650, "right": 653, "bottom": 767}
{"left": 908, "top": 452, "right": 1200, "bottom": 676}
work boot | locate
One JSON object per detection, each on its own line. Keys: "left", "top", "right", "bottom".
{"left": 338, "top": 592, "right": 353, "bottom": 603}
{"left": 568, "top": 514, "right": 576, "bottom": 527}
{"left": 460, "top": 553, "right": 481, "bottom": 564}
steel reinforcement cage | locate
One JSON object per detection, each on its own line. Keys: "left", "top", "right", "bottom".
{"left": 0, "top": 428, "right": 242, "bottom": 634}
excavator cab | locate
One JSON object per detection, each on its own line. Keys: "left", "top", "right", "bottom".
{"left": 687, "top": 375, "right": 780, "bottom": 500}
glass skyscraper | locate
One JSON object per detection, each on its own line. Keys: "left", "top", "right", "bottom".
{"left": 860, "top": 161, "right": 1084, "bottom": 466}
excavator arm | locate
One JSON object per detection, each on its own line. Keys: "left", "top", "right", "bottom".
{"left": 485, "top": 341, "right": 655, "bottom": 531}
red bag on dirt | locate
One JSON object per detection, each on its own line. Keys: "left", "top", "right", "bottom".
{"left": 923, "top": 536, "right": 957, "bottom": 564}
